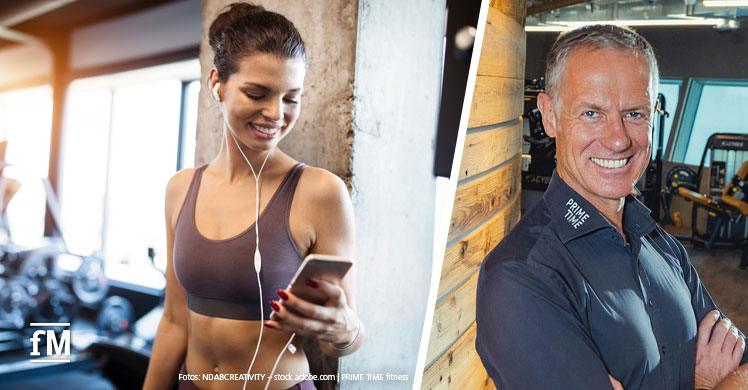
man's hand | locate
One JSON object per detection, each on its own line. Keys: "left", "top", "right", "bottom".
{"left": 695, "top": 310, "right": 745, "bottom": 389}
{"left": 714, "top": 363, "right": 748, "bottom": 390}
{"left": 608, "top": 375, "right": 623, "bottom": 390}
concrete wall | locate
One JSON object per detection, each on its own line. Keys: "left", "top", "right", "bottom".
{"left": 198, "top": 1, "right": 444, "bottom": 388}
{"left": 197, "top": 0, "right": 357, "bottom": 179}
{"left": 343, "top": 1, "right": 443, "bottom": 388}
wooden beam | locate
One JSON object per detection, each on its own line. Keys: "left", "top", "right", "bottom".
{"left": 423, "top": 324, "right": 495, "bottom": 389}
{"left": 427, "top": 273, "right": 479, "bottom": 366}
{"left": 468, "top": 76, "right": 523, "bottom": 128}
{"left": 450, "top": 156, "right": 521, "bottom": 241}
{"left": 458, "top": 122, "right": 522, "bottom": 180}
{"left": 478, "top": 6, "right": 526, "bottom": 79}
{"left": 43, "top": 33, "right": 69, "bottom": 237}
{"left": 439, "top": 194, "right": 521, "bottom": 299}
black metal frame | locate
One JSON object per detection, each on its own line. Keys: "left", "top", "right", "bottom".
{"left": 688, "top": 133, "right": 748, "bottom": 248}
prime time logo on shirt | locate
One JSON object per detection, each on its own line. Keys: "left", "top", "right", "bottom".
{"left": 564, "top": 198, "right": 589, "bottom": 229}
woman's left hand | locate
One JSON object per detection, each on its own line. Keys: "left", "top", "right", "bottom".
{"left": 266, "top": 278, "right": 360, "bottom": 348}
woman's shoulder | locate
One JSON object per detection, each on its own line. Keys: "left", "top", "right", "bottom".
{"left": 164, "top": 166, "right": 201, "bottom": 214}
{"left": 167, "top": 167, "right": 200, "bottom": 194}
{"left": 297, "top": 166, "right": 349, "bottom": 201}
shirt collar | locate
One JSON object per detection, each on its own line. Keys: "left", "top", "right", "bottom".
{"left": 542, "top": 171, "right": 656, "bottom": 244}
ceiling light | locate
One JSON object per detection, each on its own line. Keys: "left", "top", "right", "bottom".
{"left": 526, "top": 18, "right": 728, "bottom": 31}
{"left": 703, "top": 0, "right": 748, "bottom": 7}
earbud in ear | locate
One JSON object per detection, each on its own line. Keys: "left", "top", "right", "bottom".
{"left": 212, "top": 83, "right": 221, "bottom": 101}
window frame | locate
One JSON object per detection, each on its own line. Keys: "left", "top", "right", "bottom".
{"left": 669, "top": 78, "right": 748, "bottom": 164}
{"left": 60, "top": 62, "right": 199, "bottom": 287}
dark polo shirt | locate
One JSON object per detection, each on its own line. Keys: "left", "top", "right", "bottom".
{"left": 476, "top": 171, "right": 747, "bottom": 389}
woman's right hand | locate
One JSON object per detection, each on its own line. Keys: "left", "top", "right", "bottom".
{"left": 267, "top": 278, "right": 362, "bottom": 356}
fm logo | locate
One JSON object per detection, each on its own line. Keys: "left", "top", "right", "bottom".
{"left": 29, "top": 322, "right": 71, "bottom": 363}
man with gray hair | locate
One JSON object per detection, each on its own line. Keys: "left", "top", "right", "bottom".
{"left": 476, "top": 24, "right": 747, "bottom": 389}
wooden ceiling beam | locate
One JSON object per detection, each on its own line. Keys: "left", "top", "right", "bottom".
{"left": 0, "top": 0, "right": 77, "bottom": 27}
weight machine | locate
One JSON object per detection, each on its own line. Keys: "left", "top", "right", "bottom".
{"left": 664, "top": 133, "right": 748, "bottom": 267}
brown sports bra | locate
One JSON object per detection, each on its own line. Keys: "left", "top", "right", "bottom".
{"left": 173, "top": 163, "right": 306, "bottom": 320}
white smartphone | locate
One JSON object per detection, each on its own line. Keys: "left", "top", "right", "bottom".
{"left": 285, "top": 254, "right": 353, "bottom": 306}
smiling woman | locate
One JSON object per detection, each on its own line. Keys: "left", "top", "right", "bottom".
{"left": 143, "top": 4, "right": 361, "bottom": 390}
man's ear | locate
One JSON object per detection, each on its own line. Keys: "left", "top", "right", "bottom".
{"left": 537, "top": 92, "right": 558, "bottom": 138}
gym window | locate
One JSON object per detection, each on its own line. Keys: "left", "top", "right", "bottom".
{"left": 0, "top": 86, "right": 53, "bottom": 248}
{"left": 59, "top": 59, "right": 200, "bottom": 289}
{"left": 670, "top": 79, "right": 748, "bottom": 166}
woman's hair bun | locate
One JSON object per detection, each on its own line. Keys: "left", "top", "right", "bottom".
{"left": 208, "top": 3, "right": 265, "bottom": 52}
{"left": 208, "top": 2, "right": 306, "bottom": 82}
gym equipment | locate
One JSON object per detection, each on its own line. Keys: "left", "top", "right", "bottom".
{"left": 33, "top": 279, "right": 77, "bottom": 325}
{"left": 0, "top": 166, "right": 156, "bottom": 389}
{"left": 72, "top": 254, "right": 109, "bottom": 305}
{"left": 87, "top": 340, "right": 149, "bottom": 390}
{"left": 665, "top": 166, "right": 699, "bottom": 193}
{"left": 669, "top": 133, "right": 748, "bottom": 267}
{"left": 96, "top": 296, "right": 134, "bottom": 337}
{"left": 521, "top": 77, "right": 555, "bottom": 193}
{"left": 676, "top": 133, "right": 748, "bottom": 249}
{"left": 661, "top": 166, "right": 698, "bottom": 224}
{"left": 641, "top": 93, "right": 669, "bottom": 219}
{"left": 0, "top": 276, "right": 37, "bottom": 330}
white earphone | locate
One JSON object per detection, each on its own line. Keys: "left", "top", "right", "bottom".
{"left": 212, "top": 83, "right": 221, "bottom": 101}
{"left": 214, "top": 83, "right": 295, "bottom": 390}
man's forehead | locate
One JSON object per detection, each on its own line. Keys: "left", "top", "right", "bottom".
{"left": 559, "top": 46, "right": 654, "bottom": 98}
{"left": 565, "top": 46, "right": 649, "bottom": 72}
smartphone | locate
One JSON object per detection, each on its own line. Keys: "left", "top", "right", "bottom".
{"left": 285, "top": 254, "right": 353, "bottom": 306}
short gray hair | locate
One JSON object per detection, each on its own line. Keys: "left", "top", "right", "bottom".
{"left": 545, "top": 24, "right": 659, "bottom": 105}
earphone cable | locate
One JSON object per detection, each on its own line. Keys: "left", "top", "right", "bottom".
{"left": 228, "top": 129, "right": 273, "bottom": 390}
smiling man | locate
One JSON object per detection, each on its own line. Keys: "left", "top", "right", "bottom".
{"left": 475, "top": 25, "right": 747, "bottom": 389}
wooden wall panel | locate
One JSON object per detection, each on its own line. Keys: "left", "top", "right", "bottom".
{"left": 438, "top": 195, "right": 520, "bottom": 298}
{"left": 449, "top": 156, "right": 521, "bottom": 241}
{"left": 423, "top": 324, "right": 494, "bottom": 390}
{"left": 467, "top": 76, "right": 523, "bottom": 128}
{"left": 424, "top": 0, "right": 525, "bottom": 388}
{"left": 427, "top": 273, "right": 479, "bottom": 365}
{"left": 458, "top": 121, "right": 522, "bottom": 180}
{"left": 477, "top": 7, "right": 526, "bottom": 79}
{"left": 489, "top": 0, "right": 525, "bottom": 25}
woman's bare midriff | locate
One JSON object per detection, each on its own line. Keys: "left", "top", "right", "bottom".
{"left": 184, "top": 310, "right": 310, "bottom": 390}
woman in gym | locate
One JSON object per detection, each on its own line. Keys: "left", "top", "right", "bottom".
{"left": 143, "top": 3, "right": 362, "bottom": 389}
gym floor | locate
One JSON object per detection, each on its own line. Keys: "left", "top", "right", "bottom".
{"left": 689, "top": 246, "right": 748, "bottom": 331}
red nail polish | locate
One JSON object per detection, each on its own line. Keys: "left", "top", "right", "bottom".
{"left": 277, "top": 290, "right": 289, "bottom": 300}
{"left": 264, "top": 323, "right": 275, "bottom": 329}
{"left": 305, "top": 279, "right": 319, "bottom": 288}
